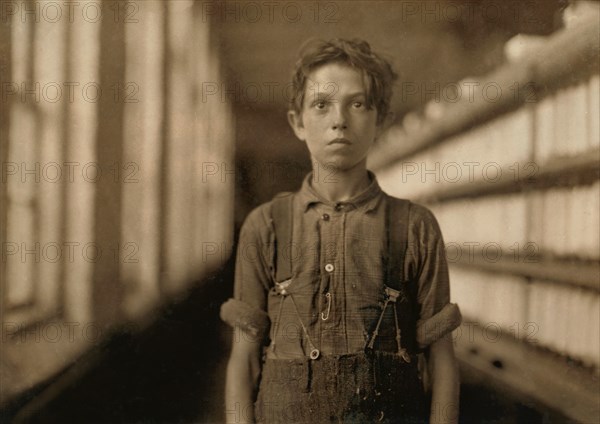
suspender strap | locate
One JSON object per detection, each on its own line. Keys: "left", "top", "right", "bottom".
{"left": 271, "top": 193, "right": 294, "bottom": 283}
{"left": 386, "top": 196, "right": 421, "bottom": 354}
{"left": 385, "top": 196, "right": 411, "bottom": 286}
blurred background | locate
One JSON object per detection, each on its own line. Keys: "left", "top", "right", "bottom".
{"left": 1, "top": 0, "right": 598, "bottom": 422}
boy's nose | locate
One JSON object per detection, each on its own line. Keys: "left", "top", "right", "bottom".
{"left": 332, "top": 107, "right": 348, "bottom": 130}
{"left": 332, "top": 121, "right": 347, "bottom": 130}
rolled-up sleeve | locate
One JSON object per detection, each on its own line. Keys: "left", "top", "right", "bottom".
{"left": 220, "top": 205, "right": 273, "bottom": 340}
{"left": 406, "top": 204, "right": 461, "bottom": 348}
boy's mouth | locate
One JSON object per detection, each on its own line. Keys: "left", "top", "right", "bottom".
{"left": 328, "top": 137, "right": 351, "bottom": 145}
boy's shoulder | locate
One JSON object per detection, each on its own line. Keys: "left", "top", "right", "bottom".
{"left": 384, "top": 193, "right": 440, "bottom": 227}
{"left": 241, "top": 191, "right": 296, "bottom": 232}
{"left": 384, "top": 194, "right": 444, "bottom": 244}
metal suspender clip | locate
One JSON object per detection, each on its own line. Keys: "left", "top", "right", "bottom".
{"left": 275, "top": 279, "right": 292, "bottom": 296}
{"left": 384, "top": 286, "right": 400, "bottom": 302}
{"left": 365, "top": 287, "right": 412, "bottom": 361}
{"left": 273, "top": 279, "right": 321, "bottom": 361}
{"left": 270, "top": 279, "right": 292, "bottom": 354}
{"left": 385, "top": 285, "right": 407, "bottom": 303}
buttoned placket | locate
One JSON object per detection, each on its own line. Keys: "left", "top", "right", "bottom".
{"left": 316, "top": 202, "right": 350, "bottom": 355}
{"left": 295, "top": 172, "right": 388, "bottom": 356}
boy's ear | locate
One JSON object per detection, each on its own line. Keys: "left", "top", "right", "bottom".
{"left": 287, "top": 110, "right": 306, "bottom": 141}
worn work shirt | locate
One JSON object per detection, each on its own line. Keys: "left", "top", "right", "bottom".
{"left": 233, "top": 171, "right": 451, "bottom": 358}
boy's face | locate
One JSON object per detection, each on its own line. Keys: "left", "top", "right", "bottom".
{"left": 288, "top": 62, "right": 382, "bottom": 172}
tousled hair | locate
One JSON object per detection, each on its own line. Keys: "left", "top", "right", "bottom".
{"left": 290, "top": 38, "right": 397, "bottom": 125}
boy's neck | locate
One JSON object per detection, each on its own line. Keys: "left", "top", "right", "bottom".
{"left": 311, "top": 159, "right": 371, "bottom": 203}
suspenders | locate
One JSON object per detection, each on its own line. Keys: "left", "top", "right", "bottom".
{"left": 271, "top": 192, "right": 294, "bottom": 284}
{"left": 269, "top": 192, "right": 418, "bottom": 360}
{"left": 383, "top": 197, "right": 419, "bottom": 357}
{"left": 270, "top": 193, "right": 323, "bottom": 358}
{"left": 385, "top": 197, "right": 410, "bottom": 295}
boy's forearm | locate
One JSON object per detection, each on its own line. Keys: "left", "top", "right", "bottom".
{"left": 428, "top": 334, "right": 460, "bottom": 424}
{"left": 225, "top": 360, "right": 256, "bottom": 423}
{"left": 224, "top": 334, "right": 262, "bottom": 424}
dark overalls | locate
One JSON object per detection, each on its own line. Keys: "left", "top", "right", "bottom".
{"left": 254, "top": 194, "right": 428, "bottom": 424}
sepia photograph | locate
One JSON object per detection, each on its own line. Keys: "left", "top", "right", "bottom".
{"left": 1, "top": 1, "right": 599, "bottom": 423}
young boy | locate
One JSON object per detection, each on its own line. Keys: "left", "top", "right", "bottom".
{"left": 221, "top": 38, "right": 462, "bottom": 423}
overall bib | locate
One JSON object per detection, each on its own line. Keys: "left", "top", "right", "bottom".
{"left": 254, "top": 195, "right": 428, "bottom": 424}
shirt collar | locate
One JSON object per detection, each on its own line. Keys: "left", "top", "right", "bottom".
{"left": 298, "top": 170, "right": 383, "bottom": 213}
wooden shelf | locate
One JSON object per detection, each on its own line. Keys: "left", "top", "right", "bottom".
{"left": 416, "top": 150, "right": 600, "bottom": 204}
{"left": 453, "top": 253, "right": 600, "bottom": 292}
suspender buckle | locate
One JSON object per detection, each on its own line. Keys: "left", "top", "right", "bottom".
{"left": 384, "top": 286, "right": 401, "bottom": 303}
{"left": 398, "top": 348, "right": 412, "bottom": 363}
{"left": 275, "top": 279, "right": 292, "bottom": 296}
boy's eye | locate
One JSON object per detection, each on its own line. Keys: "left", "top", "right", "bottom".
{"left": 314, "top": 101, "right": 327, "bottom": 110}
{"left": 352, "top": 101, "right": 364, "bottom": 109}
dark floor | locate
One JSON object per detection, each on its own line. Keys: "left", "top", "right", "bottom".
{"left": 2, "top": 256, "right": 562, "bottom": 424}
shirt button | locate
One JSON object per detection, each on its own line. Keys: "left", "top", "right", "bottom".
{"left": 334, "top": 203, "right": 343, "bottom": 212}
{"left": 325, "top": 263, "right": 334, "bottom": 272}
{"left": 322, "top": 213, "right": 330, "bottom": 221}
